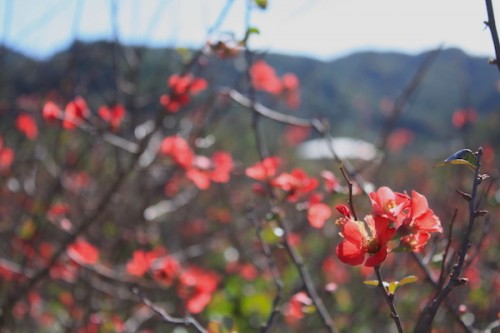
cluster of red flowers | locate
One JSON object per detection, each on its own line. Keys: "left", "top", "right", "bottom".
{"left": 250, "top": 60, "right": 300, "bottom": 109}
{"left": 159, "top": 136, "right": 234, "bottom": 190}
{"left": 126, "top": 248, "right": 219, "bottom": 314}
{"left": 336, "top": 186, "right": 443, "bottom": 267}
{"left": 42, "top": 97, "right": 126, "bottom": 131}
{"left": 452, "top": 107, "right": 478, "bottom": 129}
{"left": 160, "top": 74, "right": 208, "bottom": 112}
{"left": 245, "top": 156, "right": 334, "bottom": 228}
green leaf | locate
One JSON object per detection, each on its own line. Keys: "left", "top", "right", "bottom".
{"left": 399, "top": 275, "right": 418, "bottom": 286}
{"left": 434, "top": 149, "right": 477, "bottom": 171}
{"left": 388, "top": 281, "right": 399, "bottom": 295}
{"left": 363, "top": 280, "right": 381, "bottom": 287}
{"left": 254, "top": 0, "right": 268, "bottom": 9}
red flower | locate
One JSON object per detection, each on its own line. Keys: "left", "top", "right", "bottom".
{"left": 245, "top": 156, "right": 281, "bottom": 181}
{"left": 159, "top": 136, "right": 194, "bottom": 169}
{"left": 336, "top": 215, "right": 395, "bottom": 267}
{"left": 15, "top": 113, "right": 38, "bottom": 140}
{"left": 452, "top": 108, "right": 477, "bottom": 129}
{"left": 160, "top": 74, "right": 207, "bottom": 112}
{"left": 250, "top": 60, "right": 282, "bottom": 94}
{"left": 126, "top": 250, "right": 154, "bottom": 277}
{"left": 186, "top": 152, "right": 233, "bottom": 190}
{"left": 63, "top": 96, "right": 89, "bottom": 130}
{"left": 398, "top": 190, "right": 442, "bottom": 252}
{"left": 284, "top": 292, "right": 312, "bottom": 326}
{"left": 98, "top": 104, "right": 126, "bottom": 132}
{"left": 307, "top": 202, "right": 331, "bottom": 228}
{"left": 271, "top": 168, "right": 318, "bottom": 202}
{"left": 321, "top": 170, "right": 341, "bottom": 193}
{"left": 42, "top": 101, "right": 62, "bottom": 122}
{"left": 151, "top": 255, "right": 181, "bottom": 286}
{"left": 281, "top": 73, "right": 300, "bottom": 109}
{"left": 0, "top": 137, "right": 14, "bottom": 171}
{"left": 67, "top": 239, "right": 99, "bottom": 265}
{"left": 369, "top": 186, "right": 410, "bottom": 225}
{"left": 177, "top": 266, "right": 219, "bottom": 314}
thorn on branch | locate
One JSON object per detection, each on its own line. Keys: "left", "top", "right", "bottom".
{"left": 456, "top": 190, "right": 471, "bottom": 202}
{"left": 473, "top": 210, "right": 488, "bottom": 217}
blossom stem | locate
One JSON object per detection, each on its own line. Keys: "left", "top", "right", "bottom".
{"left": 374, "top": 266, "right": 404, "bottom": 333}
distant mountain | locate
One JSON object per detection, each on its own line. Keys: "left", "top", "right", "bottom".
{"left": 1, "top": 42, "right": 498, "bottom": 148}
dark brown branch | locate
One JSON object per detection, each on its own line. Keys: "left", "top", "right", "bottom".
{"left": 484, "top": 0, "right": 500, "bottom": 72}
{"left": 413, "top": 148, "right": 484, "bottom": 333}
{"left": 436, "top": 209, "right": 458, "bottom": 293}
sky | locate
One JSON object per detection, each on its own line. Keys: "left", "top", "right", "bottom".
{"left": 0, "top": 0, "right": 498, "bottom": 61}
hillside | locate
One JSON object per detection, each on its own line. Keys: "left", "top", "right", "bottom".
{"left": 1, "top": 42, "right": 498, "bottom": 150}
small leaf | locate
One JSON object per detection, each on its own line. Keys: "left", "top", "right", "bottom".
{"left": 364, "top": 280, "right": 380, "bottom": 287}
{"left": 388, "top": 281, "right": 399, "bottom": 295}
{"left": 399, "top": 275, "right": 418, "bottom": 286}
{"left": 434, "top": 149, "right": 477, "bottom": 171}
{"left": 254, "top": 0, "right": 268, "bottom": 9}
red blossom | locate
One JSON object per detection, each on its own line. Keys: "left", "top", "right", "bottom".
{"left": 307, "top": 202, "right": 332, "bottom": 228}
{"left": 271, "top": 168, "right": 318, "bottom": 202}
{"left": 63, "top": 96, "right": 89, "bottom": 130}
{"left": 452, "top": 107, "right": 478, "bottom": 129}
{"left": 321, "top": 170, "right": 341, "bottom": 193}
{"left": 369, "top": 186, "right": 410, "bottom": 224}
{"left": 245, "top": 156, "right": 281, "bottom": 181}
{"left": 250, "top": 60, "right": 282, "bottom": 94}
{"left": 177, "top": 266, "right": 219, "bottom": 314}
{"left": 398, "top": 190, "right": 443, "bottom": 252}
{"left": 160, "top": 136, "right": 195, "bottom": 169}
{"left": 0, "top": 137, "right": 14, "bottom": 171}
{"left": 67, "top": 239, "right": 99, "bottom": 265}
{"left": 15, "top": 113, "right": 38, "bottom": 140}
{"left": 387, "top": 129, "right": 414, "bottom": 152}
{"left": 186, "top": 152, "right": 234, "bottom": 190}
{"left": 126, "top": 250, "right": 155, "bottom": 277}
{"left": 151, "top": 255, "right": 181, "bottom": 286}
{"left": 336, "top": 215, "right": 395, "bottom": 267}
{"left": 42, "top": 101, "right": 62, "bottom": 122}
{"left": 98, "top": 104, "right": 126, "bottom": 132}
{"left": 284, "top": 292, "right": 312, "bottom": 326}
{"left": 160, "top": 74, "right": 207, "bottom": 112}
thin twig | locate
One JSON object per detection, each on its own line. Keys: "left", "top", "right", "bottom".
{"left": 339, "top": 165, "right": 358, "bottom": 220}
{"left": 436, "top": 209, "right": 458, "bottom": 293}
{"left": 132, "top": 287, "right": 207, "bottom": 333}
{"left": 484, "top": 0, "right": 500, "bottom": 72}
{"left": 374, "top": 267, "right": 404, "bottom": 333}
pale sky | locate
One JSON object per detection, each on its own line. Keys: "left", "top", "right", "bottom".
{"left": 1, "top": 0, "right": 498, "bottom": 60}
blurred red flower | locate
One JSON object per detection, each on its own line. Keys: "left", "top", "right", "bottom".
{"left": 67, "top": 239, "right": 99, "bottom": 265}
{"left": 98, "top": 104, "right": 126, "bottom": 132}
{"left": 15, "top": 113, "right": 38, "bottom": 140}
{"left": 245, "top": 156, "right": 281, "bottom": 181}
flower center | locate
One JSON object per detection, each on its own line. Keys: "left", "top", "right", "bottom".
{"left": 363, "top": 238, "right": 381, "bottom": 254}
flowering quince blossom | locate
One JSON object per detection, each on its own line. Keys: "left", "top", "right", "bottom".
{"left": 0, "top": 136, "right": 14, "bottom": 171}
{"left": 245, "top": 156, "right": 281, "bottom": 181}
{"left": 98, "top": 104, "right": 126, "bottom": 132}
{"left": 160, "top": 136, "right": 195, "bottom": 169}
{"left": 398, "top": 190, "right": 443, "bottom": 252}
{"left": 336, "top": 186, "right": 442, "bottom": 266}
{"left": 15, "top": 113, "right": 38, "bottom": 140}
{"left": 160, "top": 74, "right": 207, "bottom": 112}
{"left": 67, "top": 239, "right": 99, "bottom": 265}
{"left": 250, "top": 60, "right": 301, "bottom": 109}
{"left": 271, "top": 168, "right": 318, "bottom": 202}
{"left": 177, "top": 266, "right": 220, "bottom": 314}
{"left": 284, "top": 291, "right": 312, "bottom": 326}
{"left": 369, "top": 186, "right": 410, "bottom": 225}
{"left": 42, "top": 97, "right": 89, "bottom": 130}
{"left": 63, "top": 96, "right": 89, "bottom": 130}
{"left": 336, "top": 215, "right": 396, "bottom": 267}
{"left": 307, "top": 202, "right": 332, "bottom": 229}
{"left": 186, "top": 152, "right": 234, "bottom": 190}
